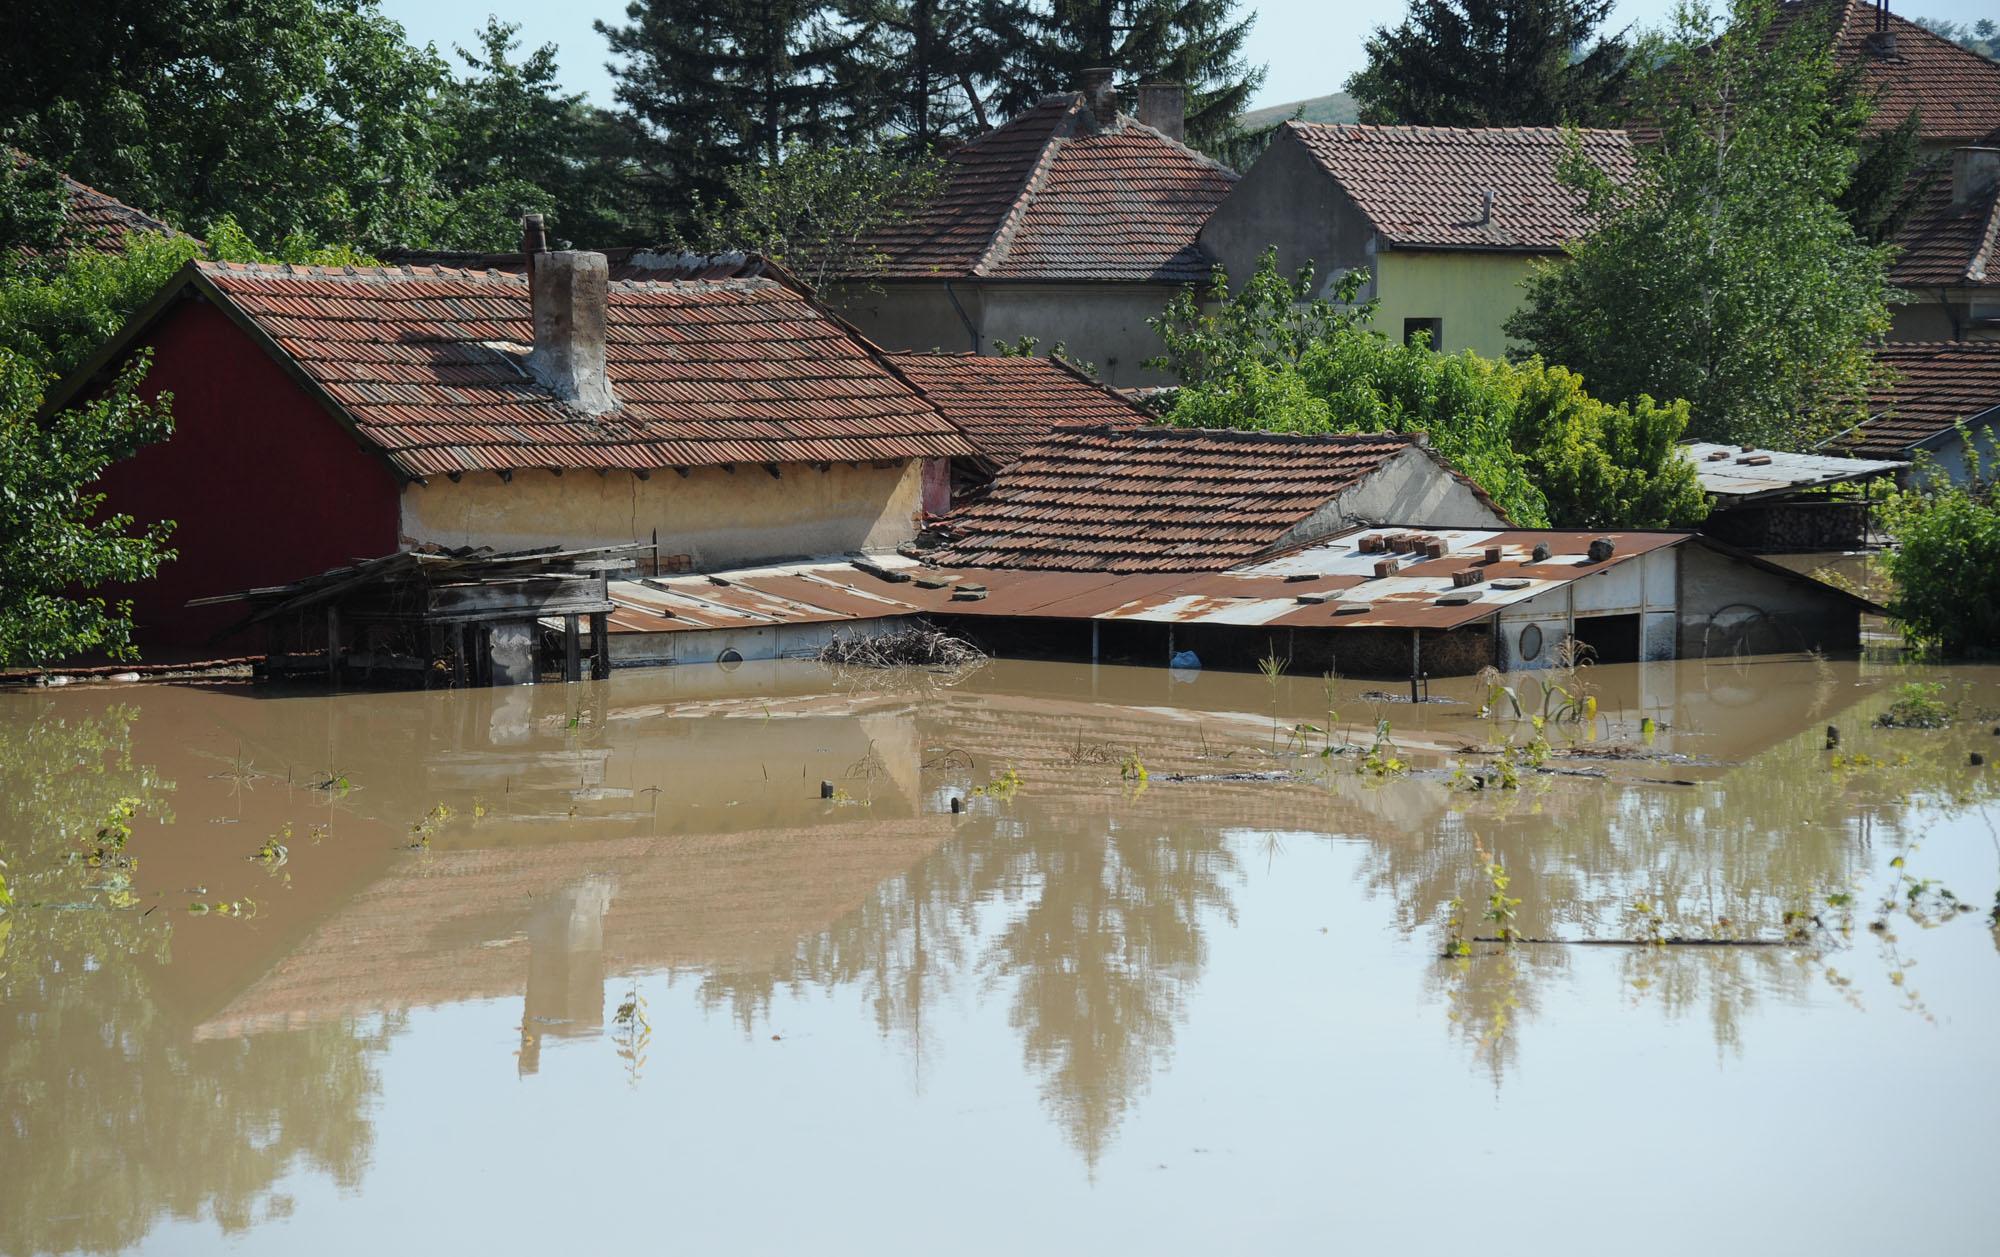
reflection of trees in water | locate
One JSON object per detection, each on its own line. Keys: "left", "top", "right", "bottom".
{"left": 0, "top": 702, "right": 394, "bottom": 1257}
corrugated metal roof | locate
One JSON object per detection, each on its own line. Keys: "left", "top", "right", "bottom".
{"left": 193, "top": 262, "right": 975, "bottom": 476}
{"left": 1684, "top": 442, "right": 1905, "bottom": 499}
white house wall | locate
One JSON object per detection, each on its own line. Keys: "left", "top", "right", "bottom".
{"left": 400, "top": 461, "right": 925, "bottom": 572}
{"left": 1278, "top": 447, "right": 1510, "bottom": 548}
{"left": 1495, "top": 545, "right": 1678, "bottom": 669}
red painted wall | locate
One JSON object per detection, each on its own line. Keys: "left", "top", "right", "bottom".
{"left": 91, "top": 297, "right": 402, "bottom": 646}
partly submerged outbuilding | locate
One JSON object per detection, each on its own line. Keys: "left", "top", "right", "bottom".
{"left": 1684, "top": 442, "right": 1906, "bottom": 552}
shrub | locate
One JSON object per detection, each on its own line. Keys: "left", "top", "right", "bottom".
{"left": 1878, "top": 445, "right": 2000, "bottom": 655}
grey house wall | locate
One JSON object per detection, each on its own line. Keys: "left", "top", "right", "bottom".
{"left": 1274, "top": 446, "right": 1509, "bottom": 550}
{"left": 1675, "top": 544, "right": 1862, "bottom": 657}
{"left": 1198, "top": 130, "right": 1376, "bottom": 301}
{"left": 827, "top": 281, "right": 1191, "bottom": 389}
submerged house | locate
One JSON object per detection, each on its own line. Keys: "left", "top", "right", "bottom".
{"left": 825, "top": 72, "right": 1238, "bottom": 388}
{"left": 1199, "top": 122, "right": 1634, "bottom": 357}
{"left": 50, "top": 235, "right": 973, "bottom": 646}
{"left": 1685, "top": 443, "right": 1906, "bottom": 552}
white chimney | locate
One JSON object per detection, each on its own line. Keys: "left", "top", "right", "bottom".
{"left": 525, "top": 249, "right": 618, "bottom": 417}
{"left": 1136, "top": 82, "right": 1186, "bottom": 142}
{"left": 1952, "top": 146, "right": 2000, "bottom": 212}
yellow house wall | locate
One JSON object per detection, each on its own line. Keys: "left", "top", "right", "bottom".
{"left": 1370, "top": 251, "right": 1544, "bottom": 359}
{"left": 399, "top": 460, "right": 925, "bottom": 570}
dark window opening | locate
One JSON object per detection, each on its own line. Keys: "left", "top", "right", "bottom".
{"left": 1403, "top": 318, "right": 1442, "bottom": 350}
{"left": 1570, "top": 613, "right": 1641, "bottom": 665}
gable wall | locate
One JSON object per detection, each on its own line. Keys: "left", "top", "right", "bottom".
{"left": 89, "top": 297, "right": 404, "bottom": 646}
{"left": 1199, "top": 130, "right": 1376, "bottom": 302}
{"left": 1274, "top": 447, "right": 1509, "bottom": 551}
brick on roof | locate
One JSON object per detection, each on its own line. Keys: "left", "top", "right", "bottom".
{"left": 1841, "top": 341, "right": 2000, "bottom": 457}
{"left": 861, "top": 94, "right": 1237, "bottom": 283}
{"left": 192, "top": 261, "right": 975, "bottom": 476}
{"left": 1770, "top": 0, "right": 2000, "bottom": 144}
{"left": 1284, "top": 122, "right": 1634, "bottom": 251}
{"left": 929, "top": 426, "right": 1492, "bottom": 572}
{"left": 9, "top": 150, "right": 181, "bottom": 255}
{"left": 879, "top": 352, "right": 1148, "bottom": 467}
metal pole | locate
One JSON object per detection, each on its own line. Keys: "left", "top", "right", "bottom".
{"left": 1091, "top": 620, "right": 1100, "bottom": 662}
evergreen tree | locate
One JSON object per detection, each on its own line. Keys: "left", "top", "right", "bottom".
{"left": 844, "top": 0, "right": 1025, "bottom": 146}
{"left": 599, "top": 0, "right": 873, "bottom": 221}
{"left": 998, "top": 1, "right": 1265, "bottom": 149}
{"left": 1345, "top": 1, "right": 1631, "bottom": 126}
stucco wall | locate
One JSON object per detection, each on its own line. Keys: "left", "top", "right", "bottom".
{"left": 1676, "top": 543, "right": 1861, "bottom": 657}
{"left": 1370, "top": 250, "right": 1540, "bottom": 359}
{"left": 1278, "top": 446, "right": 1510, "bottom": 547}
{"left": 1199, "top": 130, "right": 1376, "bottom": 302}
{"left": 829, "top": 281, "right": 1185, "bottom": 389}
{"left": 1888, "top": 290, "right": 2000, "bottom": 342}
{"left": 400, "top": 460, "right": 925, "bottom": 570}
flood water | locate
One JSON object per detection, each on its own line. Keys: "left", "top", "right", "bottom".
{"left": 3, "top": 651, "right": 1998, "bottom": 1255}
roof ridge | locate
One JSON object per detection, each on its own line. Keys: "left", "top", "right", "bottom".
{"left": 1057, "top": 424, "right": 1414, "bottom": 445}
{"left": 1286, "top": 120, "right": 1630, "bottom": 140}
{"left": 1967, "top": 192, "right": 2000, "bottom": 282}
{"left": 1107, "top": 116, "right": 1241, "bottom": 178}
{"left": 971, "top": 97, "right": 1088, "bottom": 277}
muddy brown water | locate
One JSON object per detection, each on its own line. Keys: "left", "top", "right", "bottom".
{"left": 2, "top": 653, "right": 1997, "bottom": 1255}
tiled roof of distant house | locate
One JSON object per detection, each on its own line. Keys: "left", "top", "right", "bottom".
{"left": 879, "top": 352, "right": 1149, "bottom": 467}
{"left": 77, "top": 261, "right": 974, "bottom": 477}
{"left": 1768, "top": 1, "right": 2000, "bottom": 144}
{"left": 1283, "top": 122, "right": 1634, "bottom": 251}
{"left": 382, "top": 246, "right": 807, "bottom": 291}
{"left": 860, "top": 94, "right": 1237, "bottom": 284}
{"left": 9, "top": 150, "right": 181, "bottom": 255}
{"left": 1890, "top": 148, "right": 2000, "bottom": 287}
{"left": 1840, "top": 341, "right": 2000, "bottom": 457}
{"left": 929, "top": 426, "right": 1501, "bottom": 572}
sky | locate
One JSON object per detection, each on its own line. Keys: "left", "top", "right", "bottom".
{"left": 379, "top": 1, "right": 1996, "bottom": 113}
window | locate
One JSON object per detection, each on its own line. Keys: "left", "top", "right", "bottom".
{"left": 1403, "top": 317, "right": 1442, "bottom": 349}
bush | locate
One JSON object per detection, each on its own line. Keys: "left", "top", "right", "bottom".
{"left": 1878, "top": 444, "right": 2000, "bottom": 655}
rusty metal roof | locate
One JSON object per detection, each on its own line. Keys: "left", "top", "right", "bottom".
{"left": 1684, "top": 442, "right": 1905, "bottom": 500}
{"left": 927, "top": 427, "right": 1507, "bottom": 573}
{"left": 190, "top": 262, "right": 974, "bottom": 476}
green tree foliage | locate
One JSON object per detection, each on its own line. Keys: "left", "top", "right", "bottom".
{"left": 1912, "top": 16, "right": 2000, "bottom": 59}
{"left": 0, "top": 155, "right": 70, "bottom": 260}
{"left": 847, "top": 0, "right": 1026, "bottom": 146}
{"left": 0, "top": 351, "right": 175, "bottom": 666}
{"left": 1150, "top": 252, "right": 1708, "bottom": 529}
{"left": 1838, "top": 110, "right": 1940, "bottom": 245}
{"left": 997, "top": 1, "right": 1266, "bottom": 149}
{"left": 1346, "top": 1, "right": 1632, "bottom": 126}
{"left": 685, "top": 147, "right": 948, "bottom": 290}
{"left": 1506, "top": 1, "right": 1894, "bottom": 448}
{"left": 1879, "top": 435, "right": 2000, "bottom": 655}
{"left": 0, "top": 1, "right": 474, "bottom": 253}
{"left": 599, "top": 0, "right": 876, "bottom": 217}
{"left": 433, "top": 19, "right": 649, "bottom": 250}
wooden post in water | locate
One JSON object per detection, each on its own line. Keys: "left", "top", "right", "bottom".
{"left": 325, "top": 606, "right": 340, "bottom": 685}
{"left": 564, "top": 614, "right": 582, "bottom": 682}
{"left": 589, "top": 611, "right": 610, "bottom": 679}
{"left": 1409, "top": 629, "right": 1421, "bottom": 704}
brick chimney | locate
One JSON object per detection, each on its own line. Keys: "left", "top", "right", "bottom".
{"left": 526, "top": 247, "right": 618, "bottom": 417}
{"left": 1952, "top": 146, "right": 2000, "bottom": 212}
{"left": 1136, "top": 82, "right": 1186, "bottom": 142}
{"left": 1079, "top": 68, "right": 1119, "bottom": 124}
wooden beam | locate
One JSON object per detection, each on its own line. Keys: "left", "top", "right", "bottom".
{"left": 590, "top": 611, "right": 611, "bottom": 680}
{"left": 564, "top": 614, "right": 582, "bottom": 683}
{"left": 326, "top": 605, "right": 340, "bottom": 685}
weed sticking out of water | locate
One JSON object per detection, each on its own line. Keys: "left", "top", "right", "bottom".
{"left": 612, "top": 985, "right": 651, "bottom": 1087}
{"left": 1874, "top": 681, "right": 1959, "bottom": 729}
{"left": 188, "top": 897, "right": 257, "bottom": 919}
{"left": 1119, "top": 754, "right": 1148, "bottom": 784}
{"left": 248, "top": 824, "right": 291, "bottom": 868}
{"left": 1258, "top": 647, "right": 1290, "bottom": 752}
{"left": 1442, "top": 896, "right": 1471, "bottom": 957}
{"left": 407, "top": 803, "right": 453, "bottom": 849}
{"left": 1481, "top": 860, "right": 1521, "bottom": 944}
{"left": 972, "top": 768, "right": 1024, "bottom": 801}
{"left": 1358, "top": 719, "right": 1407, "bottom": 778}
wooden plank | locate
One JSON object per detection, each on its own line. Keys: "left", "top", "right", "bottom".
{"left": 564, "top": 614, "right": 582, "bottom": 683}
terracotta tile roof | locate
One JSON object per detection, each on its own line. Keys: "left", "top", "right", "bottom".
{"left": 1770, "top": 1, "right": 2000, "bottom": 143}
{"left": 1283, "top": 122, "right": 1634, "bottom": 251}
{"left": 192, "top": 261, "right": 975, "bottom": 476}
{"left": 9, "top": 150, "right": 181, "bottom": 255}
{"left": 382, "top": 246, "right": 805, "bottom": 291}
{"left": 878, "top": 353, "right": 1148, "bottom": 466}
{"left": 861, "top": 95, "right": 1237, "bottom": 283}
{"left": 928, "top": 426, "right": 1500, "bottom": 572}
{"left": 1840, "top": 341, "right": 2000, "bottom": 457}
{"left": 1890, "top": 156, "right": 2000, "bottom": 287}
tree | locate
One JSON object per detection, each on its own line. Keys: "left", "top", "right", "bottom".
{"left": 1345, "top": 1, "right": 1632, "bottom": 126}
{"left": 600, "top": 0, "right": 875, "bottom": 223}
{"left": 1149, "top": 251, "right": 1708, "bottom": 529}
{"left": 0, "top": 350, "right": 174, "bottom": 666}
{"left": 433, "top": 19, "right": 652, "bottom": 250}
{"left": 1838, "top": 110, "right": 1940, "bottom": 246}
{"left": 1878, "top": 433, "right": 2000, "bottom": 656}
{"left": 0, "top": 1, "right": 473, "bottom": 254}
{"left": 685, "top": 146, "right": 947, "bottom": 289}
{"left": 845, "top": 0, "right": 1026, "bottom": 147}
{"left": 1506, "top": 0, "right": 1894, "bottom": 449}
{"left": 997, "top": 1, "right": 1266, "bottom": 149}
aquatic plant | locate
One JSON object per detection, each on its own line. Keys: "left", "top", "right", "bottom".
{"left": 612, "top": 985, "right": 651, "bottom": 1087}
{"left": 1118, "top": 754, "right": 1148, "bottom": 785}
{"left": 1258, "top": 647, "right": 1289, "bottom": 751}
{"left": 1873, "top": 681, "right": 1958, "bottom": 730}
{"left": 1358, "top": 718, "right": 1407, "bottom": 777}
{"left": 406, "top": 803, "right": 452, "bottom": 849}
{"left": 972, "top": 768, "right": 1024, "bottom": 801}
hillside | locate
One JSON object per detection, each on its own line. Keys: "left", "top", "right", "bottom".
{"left": 1237, "top": 92, "right": 1359, "bottom": 131}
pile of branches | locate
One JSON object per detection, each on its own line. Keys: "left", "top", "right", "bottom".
{"left": 815, "top": 623, "right": 984, "bottom": 670}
